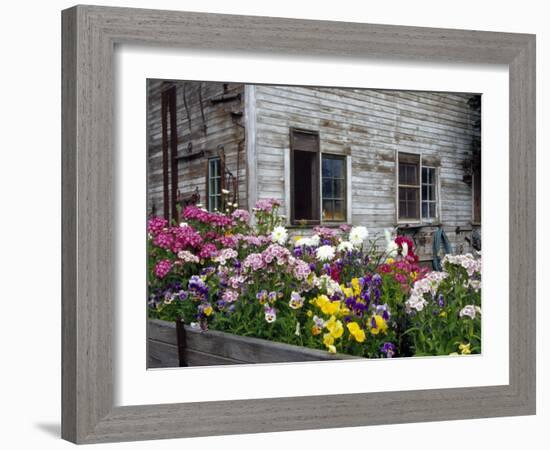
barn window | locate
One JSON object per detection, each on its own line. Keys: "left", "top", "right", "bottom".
{"left": 322, "top": 155, "right": 346, "bottom": 221}
{"left": 290, "top": 129, "right": 320, "bottom": 224}
{"left": 398, "top": 153, "right": 421, "bottom": 221}
{"left": 207, "top": 157, "right": 222, "bottom": 212}
{"left": 398, "top": 153, "right": 439, "bottom": 222}
{"left": 421, "top": 167, "right": 437, "bottom": 220}
{"left": 289, "top": 128, "right": 348, "bottom": 224}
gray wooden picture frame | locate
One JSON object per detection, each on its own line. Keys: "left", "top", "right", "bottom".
{"left": 61, "top": 5, "right": 536, "bottom": 444}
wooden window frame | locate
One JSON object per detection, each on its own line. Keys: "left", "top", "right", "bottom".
{"left": 206, "top": 157, "right": 222, "bottom": 212}
{"left": 289, "top": 128, "right": 321, "bottom": 225}
{"left": 397, "top": 152, "right": 421, "bottom": 222}
{"left": 289, "top": 128, "right": 349, "bottom": 226}
{"left": 397, "top": 152, "right": 440, "bottom": 224}
{"left": 321, "top": 153, "right": 347, "bottom": 223}
{"left": 421, "top": 165, "right": 438, "bottom": 222}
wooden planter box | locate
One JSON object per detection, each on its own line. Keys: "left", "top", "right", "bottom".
{"left": 148, "top": 319, "right": 360, "bottom": 367}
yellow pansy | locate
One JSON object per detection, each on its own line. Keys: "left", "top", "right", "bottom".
{"left": 315, "top": 295, "right": 341, "bottom": 316}
{"left": 327, "top": 344, "right": 337, "bottom": 354}
{"left": 369, "top": 314, "right": 388, "bottom": 335}
{"left": 323, "top": 333, "right": 334, "bottom": 347}
{"left": 439, "top": 311, "right": 447, "bottom": 318}
{"left": 325, "top": 315, "right": 344, "bottom": 339}
{"left": 459, "top": 343, "right": 471, "bottom": 355}
{"left": 386, "top": 258, "right": 395, "bottom": 264}
{"left": 341, "top": 286, "right": 354, "bottom": 299}
{"left": 203, "top": 305, "right": 213, "bottom": 316}
{"left": 306, "top": 310, "right": 313, "bottom": 318}
{"left": 351, "top": 278, "right": 361, "bottom": 296}
{"left": 346, "top": 322, "right": 366, "bottom": 343}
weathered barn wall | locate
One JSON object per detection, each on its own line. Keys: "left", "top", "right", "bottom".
{"left": 147, "top": 80, "right": 481, "bottom": 260}
{"left": 251, "top": 85, "right": 481, "bottom": 259}
{"left": 147, "top": 80, "right": 246, "bottom": 220}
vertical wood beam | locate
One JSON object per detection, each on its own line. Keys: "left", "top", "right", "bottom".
{"left": 161, "top": 89, "right": 170, "bottom": 220}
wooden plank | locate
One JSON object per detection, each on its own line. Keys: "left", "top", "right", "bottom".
{"left": 169, "top": 86, "right": 179, "bottom": 221}
{"left": 148, "top": 340, "right": 179, "bottom": 368}
{"left": 148, "top": 338, "right": 244, "bottom": 367}
{"left": 161, "top": 88, "right": 170, "bottom": 219}
{"left": 148, "top": 319, "right": 360, "bottom": 364}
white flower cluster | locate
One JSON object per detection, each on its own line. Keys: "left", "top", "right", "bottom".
{"left": 270, "top": 226, "right": 288, "bottom": 245}
{"left": 442, "top": 253, "right": 481, "bottom": 276}
{"left": 459, "top": 305, "right": 482, "bottom": 319}
{"left": 177, "top": 250, "right": 200, "bottom": 263}
{"left": 349, "top": 226, "right": 369, "bottom": 247}
{"left": 337, "top": 241, "right": 354, "bottom": 252}
{"left": 313, "top": 274, "right": 342, "bottom": 297}
{"left": 405, "top": 271, "right": 449, "bottom": 312}
{"left": 316, "top": 245, "right": 336, "bottom": 262}
{"left": 294, "top": 234, "right": 321, "bottom": 247}
{"left": 464, "top": 279, "right": 482, "bottom": 292}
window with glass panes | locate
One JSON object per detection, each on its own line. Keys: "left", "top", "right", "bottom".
{"left": 398, "top": 153, "right": 421, "bottom": 220}
{"left": 421, "top": 167, "right": 437, "bottom": 220}
{"left": 322, "top": 155, "right": 346, "bottom": 221}
{"left": 207, "top": 157, "right": 222, "bottom": 211}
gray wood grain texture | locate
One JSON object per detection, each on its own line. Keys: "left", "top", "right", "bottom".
{"left": 146, "top": 80, "right": 481, "bottom": 260}
{"left": 146, "top": 80, "right": 247, "bottom": 214}
{"left": 147, "top": 319, "right": 359, "bottom": 367}
{"left": 61, "top": 5, "right": 536, "bottom": 444}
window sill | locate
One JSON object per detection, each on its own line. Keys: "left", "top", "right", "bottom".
{"left": 395, "top": 221, "right": 441, "bottom": 229}
{"left": 287, "top": 222, "right": 350, "bottom": 230}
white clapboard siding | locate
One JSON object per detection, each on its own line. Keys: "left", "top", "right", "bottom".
{"left": 252, "top": 85, "right": 481, "bottom": 259}
{"left": 147, "top": 81, "right": 481, "bottom": 260}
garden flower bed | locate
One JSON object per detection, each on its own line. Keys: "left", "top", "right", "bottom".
{"left": 147, "top": 196, "right": 482, "bottom": 366}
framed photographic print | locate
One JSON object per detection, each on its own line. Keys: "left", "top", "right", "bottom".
{"left": 62, "top": 5, "right": 536, "bottom": 444}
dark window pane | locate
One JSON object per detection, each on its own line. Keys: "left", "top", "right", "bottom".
{"left": 402, "top": 165, "right": 408, "bottom": 183}
{"left": 293, "top": 150, "right": 319, "bottom": 221}
{"left": 322, "top": 199, "right": 333, "bottom": 220}
{"left": 322, "top": 179, "right": 333, "bottom": 198}
{"left": 334, "top": 179, "right": 345, "bottom": 199}
{"left": 332, "top": 158, "right": 345, "bottom": 178}
{"left": 399, "top": 187, "right": 419, "bottom": 219}
{"left": 208, "top": 158, "right": 222, "bottom": 212}
{"left": 422, "top": 202, "right": 428, "bottom": 218}
{"left": 422, "top": 184, "right": 428, "bottom": 200}
{"left": 399, "top": 162, "right": 418, "bottom": 185}
{"left": 399, "top": 201, "right": 407, "bottom": 218}
{"left": 333, "top": 200, "right": 345, "bottom": 221}
{"left": 322, "top": 158, "right": 331, "bottom": 178}
{"left": 429, "top": 203, "right": 436, "bottom": 218}
{"left": 321, "top": 155, "right": 346, "bottom": 221}
{"left": 429, "top": 183, "right": 435, "bottom": 200}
